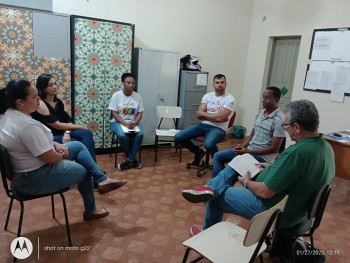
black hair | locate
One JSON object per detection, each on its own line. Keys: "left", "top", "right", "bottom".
{"left": 2, "top": 79, "right": 32, "bottom": 110}
{"left": 121, "top": 73, "right": 136, "bottom": 83}
{"left": 213, "top": 74, "right": 226, "bottom": 81}
{"left": 266, "top": 86, "right": 281, "bottom": 100}
{"left": 0, "top": 87, "right": 8, "bottom": 114}
{"left": 285, "top": 100, "right": 319, "bottom": 132}
{"left": 36, "top": 73, "right": 58, "bottom": 101}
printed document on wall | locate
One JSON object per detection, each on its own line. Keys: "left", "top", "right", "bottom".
{"left": 196, "top": 74, "right": 208, "bottom": 86}
{"left": 331, "top": 66, "right": 350, "bottom": 102}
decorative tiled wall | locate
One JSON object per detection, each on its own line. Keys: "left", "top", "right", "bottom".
{"left": 0, "top": 7, "right": 134, "bottom": 149}
{"left": 0, "top": 7, "right": 33, "bottom": 87}
{"left": 0, "top": 6, "right": 71, "bottom": 111}
{"left": 72, "top": 16, "right": 134, "bottom": 148}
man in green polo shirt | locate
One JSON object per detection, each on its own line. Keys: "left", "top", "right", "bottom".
{"left": 182, "top": 99, "right": 335, "bottom": 237}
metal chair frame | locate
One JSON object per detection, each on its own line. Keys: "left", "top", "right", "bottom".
{"left": 154, "top": 106, "right": 183, "bottom": 162}
{"left": 186, "top": 112, "right": 236, "bottom": 177}
{"left": 0, "top": 144, "right": 72, "bottom": 262}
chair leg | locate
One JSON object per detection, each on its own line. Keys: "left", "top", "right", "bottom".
{"left": 196, "top": 152, "right": 212, "bottom": 177}
{"left": 17, "top": 201, "right": 25, "bottom": 237}
{"left": 155, "top": 136, "right": 158, "bottom": 162}
{"left": 114, "top": 136, "right": 119, "bottom": 168}
{"left": 196, "top": 165, "right": 212, "bottom": 177}
{"left": 51, "top": 195, "right": 55, "bottom": 218}
{"left": 59, "top": 193, "right": 72, "bottom": 246}
{"left": 182, "top": 248, "right": 191, "bottom": 263}
{"left": 190, "top": 256, "right": 204, "bottom": 263}
{"left": 5, "top": 198, "right": 14, "bottom": 230}
{"left": 110, "top": 133, "right": 114, "bottom": 158}
{"left": 182, "top": 248, "right": 204, "bottom": 263}
{"left": 310, "top": 234, "right": 314, "bottom": 250}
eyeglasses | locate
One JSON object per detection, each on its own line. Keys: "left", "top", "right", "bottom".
{"left": 281, "top": 123, "right": 294, "bottom": 130}
{"left": 48, "top": 82, "right": 59, "bottom": 87}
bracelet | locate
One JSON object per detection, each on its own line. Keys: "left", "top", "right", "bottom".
{"left": 65, "top": 130, "right": 71, "bottom": 134}
{"left": 243, "top": 179, "right": 249, "bottom": 188}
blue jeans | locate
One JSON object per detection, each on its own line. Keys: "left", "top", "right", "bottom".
{"left": 213, "top": 148, "right": 266, "bottom": 178}
{"left": 12, "top": 141, "right": 107, "bottom": 212}
{"left": 174, "top": 123, "right": 226, "bottom": 155}
{"left": 110, "top": 122, "right": 144, "bottom": 161}
{"left": 54, "top": 129, "right": 96, "bottom": 162}
{"left": 203, "top": 165, "right": 266, "bottom": 229}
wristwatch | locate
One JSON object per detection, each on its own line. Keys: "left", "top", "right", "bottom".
{"left": 65, "top": 130, "right": 71, "bottom": 134}
{"left": 243, "top": 179, "right": 249, "bottom": 188}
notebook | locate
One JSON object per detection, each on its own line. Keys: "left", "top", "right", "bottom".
{"left": 228, "top": 153, "right": 261, "bottom": 179}
{"left": 121, "top": 124, "right": 139, "bottom": 133}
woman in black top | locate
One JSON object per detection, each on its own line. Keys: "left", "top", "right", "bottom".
{"left": 31, "top": 73, "right": 97, "bottom": 161}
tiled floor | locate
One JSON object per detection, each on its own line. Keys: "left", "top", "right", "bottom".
{"left": 1, "top": 138, "right": 349, "bottom": 263}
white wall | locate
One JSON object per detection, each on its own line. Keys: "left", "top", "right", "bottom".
{"left": 53, "top": 0, "right": 350, "bottom": 133}
{"left": 53, "top": 0, "right": 254, "bottom": 123}
{"left": 242, "top": 0, "right": 350, "bottom": 135}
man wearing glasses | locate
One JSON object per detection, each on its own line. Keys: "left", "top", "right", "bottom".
{"left": 182, "top": 100, "right": 335, "bottom": 241}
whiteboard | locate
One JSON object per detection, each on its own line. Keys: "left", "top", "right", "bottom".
{"left": 304, "top": 28, "right": 350, "bottom": 96}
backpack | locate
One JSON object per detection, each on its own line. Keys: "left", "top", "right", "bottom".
{"left": 232, "top": 125, "right": 246, "bottom": 139}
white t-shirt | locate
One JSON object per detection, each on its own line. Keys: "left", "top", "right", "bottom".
{"left": 0, "top": 109, "right": 54, "bottom": 173}
{"left": 201, "top": 92, "right": 235, "bottom": 131}
{"left": 108, "top": 90, "right": 144, "bottom": 122}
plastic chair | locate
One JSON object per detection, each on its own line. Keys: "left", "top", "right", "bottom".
{"left": 182, "top": 195, "right": 289, "bottom": 263}
{"left": 154, "top": 106, "right": 182, "bottom": 162}
{"left": 0, "top": 144, "right": 72, "bottom": 249}
{"left": 186, "top": 111, "right": 236, "bottom": 177}
{"left": 268, "top": 184, "right": 331, "bottom": 262}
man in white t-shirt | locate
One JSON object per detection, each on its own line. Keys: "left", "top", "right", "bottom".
{"left": 108, "top": 73, "right": 144, "bottom": 171}
{"left": 175, "top": 74, "right": 235, "bottom": 165}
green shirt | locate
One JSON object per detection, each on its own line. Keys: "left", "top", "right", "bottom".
{"left": 256, "top": 134, "right": 335, "bottom": 228}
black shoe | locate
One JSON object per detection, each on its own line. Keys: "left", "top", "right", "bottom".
{"left": 132, "top": 159, "right": 143, "bottom": 169}
{"left": 117, "top": 159, "right": 132, "bottom": 171}
{"left": 192, "top": 149, "right": 206, "bottom": 165}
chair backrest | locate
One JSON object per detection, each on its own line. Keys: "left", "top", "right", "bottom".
{"left": 307, "top": 184, "right": 331, "bottom": 232}
{"left": 228, "top": 111, "right": 236, "bottom": 128}
{"left": 157, "top": 106, "right": 182, "bottom": 129}
{"left": 193, "top": 111, "right": 236, "bottom": 143}
{"left": 0, "top": 143, "right": 15, "bottom": 198}
{"left": 244, "top": 195, "right": 289, "bottom": 247}
{"left": 156, "top": 106, "right": 182, "bottom": 119}
{"left": 279, "top": 137, "right": 286, "bottom": 153}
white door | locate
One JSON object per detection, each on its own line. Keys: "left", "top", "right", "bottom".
{"left": 267, "top": 38, "right": 300, "bottom": 111}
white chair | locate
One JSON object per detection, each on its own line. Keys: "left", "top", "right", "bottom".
{"left": 154, "top": 106, "right": 182, "bottom": 162}
{"left": 182, "top": 195, "right": 289, "bottom": 263}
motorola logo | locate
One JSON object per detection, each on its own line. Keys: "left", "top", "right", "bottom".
{"left": 10, "top": 237, "right": 33, "bottom": 259}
